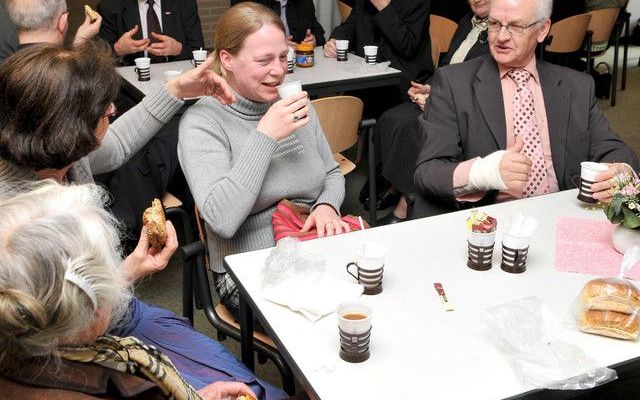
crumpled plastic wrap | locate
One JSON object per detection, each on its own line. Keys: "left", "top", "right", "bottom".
{"left": 261, "top": 237, "right": 325, "bottom": 289}
{"left": 485, "top": 296, "right": 617, "bottom": 390}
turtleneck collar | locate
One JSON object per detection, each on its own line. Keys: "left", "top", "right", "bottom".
{"left": 226, "top": 90, "right": 274, "bottom": 119}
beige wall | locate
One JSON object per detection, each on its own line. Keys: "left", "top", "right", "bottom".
{"left": 67, "top": 0, "right": 229, "bottom": 48}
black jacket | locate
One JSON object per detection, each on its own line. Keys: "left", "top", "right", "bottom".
{"left": 97, "top": 0, "right": 204, "bottom": 66}
{"left": 231, "top": 0, "right": 326, "bottom": 46}
{"left": 330, "top": 0, "right": 434, "bottom": 85}
{"left": 440, "top": 13, "right": 489, "bottom": 67}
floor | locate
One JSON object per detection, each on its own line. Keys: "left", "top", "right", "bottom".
{"left": 137, "top": 44, "right": 640, "bottom": 392}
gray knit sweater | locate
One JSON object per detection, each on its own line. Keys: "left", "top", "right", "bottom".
{"left": 178, "top": 94, "right": 345, "bottom": 273}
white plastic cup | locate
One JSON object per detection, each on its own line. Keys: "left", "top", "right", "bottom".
{"left": 468, "top": 230, "right": 497, "bottom": 247}
{"left": 354, "top": 241, "right": 387, "bottom": 270}
{"left": 134, "top": 57, "right": 151, "bottom": 68}
{"left": 164, "top": 70, "right": 181, "bottom": 82}
{"left": 276, "top": 80, "right": 303, "bottom": 98}
{"left": 287, "top": 46, "right": 295, "bottom": 62}
{"left": 502, "top": 231, "right": 531, "bottom": 250}
{"left": 580, "top": 161, "right": 608, "bottom": 182}
{"left": 337, "top": 301, "right": 372, "bottom": 335}
{"left": 335, "top": 40, "right": 349, "bottom": 51}
{"left": 364, "top": 45, "right": 378, "bottom": 56}
{"left": 192, "top": 49, "right": 208, "bottom": 62}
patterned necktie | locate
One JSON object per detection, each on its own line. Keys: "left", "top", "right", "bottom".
{"left": 507, "top": 68, "right": 550, "bottom": 197}
{"left": 146, "top": 0, "right": 164, "bottom": 62}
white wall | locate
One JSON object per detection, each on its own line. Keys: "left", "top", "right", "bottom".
{"left": 313, "top": 0, "right": 341, "bottom": 41}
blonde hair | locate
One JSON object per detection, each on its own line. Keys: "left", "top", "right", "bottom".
{"left": 0, "top": 181, "right": 131, "bottom": 372}
{"left": 212, "top": 2, "right": 285, "bottom": 76}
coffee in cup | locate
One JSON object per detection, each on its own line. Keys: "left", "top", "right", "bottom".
{"left": 337, "top": 301, "right": 372, "bottom": 363}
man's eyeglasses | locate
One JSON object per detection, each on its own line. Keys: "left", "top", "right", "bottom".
{"left": 105, "top": 103, "right": 117, "bottom": 118}
{"left": 487, "top": 18, "right": 542, "bottom": 36}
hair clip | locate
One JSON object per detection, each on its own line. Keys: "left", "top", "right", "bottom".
{"left": 64, "top": 268, "right": 98, "bottom": 311}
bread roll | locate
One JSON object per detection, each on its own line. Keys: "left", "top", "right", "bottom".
{"left": 142, "top": 199, "right": 167, "bottom": 249}
{"left": 580, "top": 309, "right": 640, "bottom": 340}
{"left": 84, "top": 5, "right": 99, "bottom": 22}
{"left": 581, "top": 278, "right": 640, "bottom": 314}
{"left": 236, "top": 396, "right": 256, "bottom": 400}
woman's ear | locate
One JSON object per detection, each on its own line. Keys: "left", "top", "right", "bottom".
{"left": 218, "top": 49, "right": 234, "bottom": 73}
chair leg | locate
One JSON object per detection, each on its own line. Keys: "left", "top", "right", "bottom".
{"left": 269, "top": 352, "right": 296, "bottom": 395}
{"left": 622, "top": 12, "right": 629, "bottom": 91}
{"left": 611, "top": 22, "right": 621, "bottom": 107}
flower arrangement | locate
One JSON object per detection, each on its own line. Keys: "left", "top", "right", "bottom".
{"left": 604, "top": 174, "right": 640, "bottom": 229}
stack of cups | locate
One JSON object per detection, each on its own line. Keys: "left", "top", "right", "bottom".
{"left": 337, "top": 301, "right": 372, "bottom": 363}
{"left": 192, "top": 49, "right": 208, "bottom": 68}
{"left": 577, "top": 161, "right": 608, "bottom": 204}
{"left": 364, "top": 45, "right": 378, "bottom": 65}
{"left": 336, "top": 40, "right": 349, "bottom": 62}
{"left": 287, "top": 47, "right": 295, "bottom": 73}
{"left": 134, "top": 57, "right": 151, "bottom": 81}
{"left": 501, "top": 232, "right": 531, "bottom": 274}
{"left": 467, "top": 230, "right": 496, "bottom": 271}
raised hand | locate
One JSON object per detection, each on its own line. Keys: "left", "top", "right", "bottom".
{"left": 121, "top": 220, "right": 178, "bottom": 283}
{"left": 499, "top": 137, "right": 532, "bottom": 198}
{"left": 73, "top": 13, "right": 102, "bottom": 46}
{"left": 114, "top": 25, "right": 150, "bottom": 57}
{"left": 256, "top": 91, "right": 310, "bottom": 141}
{"left": 165, "top": 56, "right": 235, "bottom": 104}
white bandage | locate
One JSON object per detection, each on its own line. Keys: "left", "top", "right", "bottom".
{"left": 467, "top": 150, "right": 509, "bottom": 192}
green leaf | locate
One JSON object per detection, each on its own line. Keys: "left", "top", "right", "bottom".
{"left": 622, "top": 206, "right": 640, "bottom": 228}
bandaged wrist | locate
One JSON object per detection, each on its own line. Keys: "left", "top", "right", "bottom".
{"left": 468, "top": 150, "right": 508, "bottom": 192}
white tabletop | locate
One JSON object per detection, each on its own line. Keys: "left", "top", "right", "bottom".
{"left": 224, "top": 190, "right": 640, "bottom": 400}
{"left": 116, "top": 48, "right": 402, "bottom": 99}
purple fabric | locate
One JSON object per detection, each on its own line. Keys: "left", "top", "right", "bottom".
{"left": 110, "top": 298, "right": 287, "bottom": 399}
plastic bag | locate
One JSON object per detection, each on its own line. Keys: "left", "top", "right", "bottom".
{"left": 261, "top": 237, "right": 325, "bottom": 289}
{"left": 485, "top": 296, "right": 617, "bottom": 390}
{"left": 571, "top": 246, "right": 640, "bottom": 341}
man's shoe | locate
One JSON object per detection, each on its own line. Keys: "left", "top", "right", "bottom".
{"left": 378, "top": 211, "right": 406, "bottom": 225}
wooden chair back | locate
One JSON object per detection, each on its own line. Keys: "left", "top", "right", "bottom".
{"left": 337, "top": 1, "right": 352, "bottom": 22}
{"left": 431, "top": 38, "right": 440, "bottom": 67}
{"left": 588, "top": 7, "right": 620, "bottom": 45}
{"left": 429, "top": 15, "right": 458, "bottom": 54}
{"left": 545, "top": 13, "right": 592, "bottom": 53}
{"left": 311, "top": 96, "right": 363, "bottom": 175}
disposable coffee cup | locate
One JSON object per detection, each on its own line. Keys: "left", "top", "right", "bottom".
{"left": 164, "top": 70, "right": 181, "bottom": 82}
{"left": 134, "top": 57, "right": 151, "bottom": 81}
{"left": 577, "top": 161, "right": 608, "bottom": 204}
{"left": 467, "top": 230, "right": 496, "bottom": 271}
{"left": 336, "top": 40, "right": 349, "bottom": 61}
{"left": 191, "top": 49, "right": 208, "bottom": 67}
{"left": 346, "top": 241, "right": 386, "bottom": 295}
{"left": 286, "top": 47, "right": 295, "bottom": 73}
{"left": 276, "top": 80, "right": 302, "bottom": 98}
{"left": 501, "top": 231, "right": 531, "bottom": 274}
{"left": 337, "top": 301, "right": 372, "bottom": 363}
{"left": 363, "top": 45, "right": 378, "bottom": 65}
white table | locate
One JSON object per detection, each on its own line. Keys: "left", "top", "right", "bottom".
{"left": 224, "top": 190, "right": 640, "bottom": 400}
{"left": 116, "top": 49, "right": 402, "bottom": 99}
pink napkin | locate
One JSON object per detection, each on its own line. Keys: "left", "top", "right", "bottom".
{"left": 555, "top": 216, "right": 640, "bottom": 280}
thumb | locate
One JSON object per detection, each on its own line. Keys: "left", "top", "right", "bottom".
{"left": 306, "top": 28, "right": 312, "bottom": 35}
{"left": 128, "top": 25, "right": 139, "bottom": 36}
{"left": 508, "top": 136, "right": 524, "bottom": 153}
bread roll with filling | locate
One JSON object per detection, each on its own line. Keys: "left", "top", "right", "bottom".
{"left": 142, "top": 199, "right": 167, "bottom": 249}
{"left": 580, "top": 309, "right": 640, "bottom": 340}
{"left": 84, "top": 5, "right": 99, "bottom": 22}
{"left": 581, "top": 278, "right": 640, "bottom": 314}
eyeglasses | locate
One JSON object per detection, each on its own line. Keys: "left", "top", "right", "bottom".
{"left": 105, "top": 103, "right": 117, "bottom": 118}
{"left": 487, "top": 18, "right": 542, "bottom": 36}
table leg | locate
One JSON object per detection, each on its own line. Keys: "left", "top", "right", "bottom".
{"left": 239, "top": 295, "right": 255, "bottom": 371}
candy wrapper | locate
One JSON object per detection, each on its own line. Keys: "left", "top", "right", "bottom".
{"left": 467, "top": 210, "right": 497, "bottom": 270}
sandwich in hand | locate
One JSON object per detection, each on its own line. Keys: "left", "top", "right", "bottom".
{"left": 84, "top": 5, "right": 99, "bottom": 22}
{"left": 142, "top": 199, "right": 167, "bottom": 249}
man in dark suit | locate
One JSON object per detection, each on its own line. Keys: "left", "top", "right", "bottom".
{"left": 0, "top": 3, "right": 18, "bottom": 63}
{"left": 231, "top": 0, "right": 325, "bottom": 47}
{"left": 412, "top": 0, "right": 638, "bottom": 218}
{"left": 97, "top": 0, "right": 204, "bottom": 66}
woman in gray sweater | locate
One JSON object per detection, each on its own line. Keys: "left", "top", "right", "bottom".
{"left": 178, "top": 2, "right": 348, "bottom": 319}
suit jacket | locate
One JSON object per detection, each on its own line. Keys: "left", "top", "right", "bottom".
{"left": 97, "top": 0, "right": 204, "bottom": 66}
{"left": 413, "top": 54, "right": 639, "bottom": 217}
{"left": 440, "top": 13, "right": 489, "bottom": 67}
{"left": 330, "top": 0, "right": 433, "bottom": 84}
{"left": 0, "top": 3, "right": 18, "bottom": 63}
{"left": 231, "top": 0, "right": 326, "bottom": 46}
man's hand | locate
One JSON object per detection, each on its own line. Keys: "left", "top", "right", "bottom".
{"left": 300, "top": 204, "right": 350, "bottom": 237}
{"left": 591, "top": 163, "right": 636, "bottom": 203}
{"left": 408, "top": 81, "right": 430, "bottom": 111}
{"left": 73, "top": 13, "right": 102, "bottom": 46}
{"left": 113, "top": 25, "right": 150, "bottom": 57}
{"left": 499, "top": 137, "right": 532, "bottom": 198}
{"left": 369, "top": 0, "right": 391, "bottom": 11}
{"left": 323, "top": 38, "right": 338, "bottom": 58}
{"left": 197, "top": 381, "right": 256, "bottom": 400}
{"left": 148, "top": 32, "right": 183, "bottom": 57}
{"left": 165, "top": 56, "right": 235, "bottom": 104}
{"left": 285, "top": 35, "right": 297, "bottom": 47}
{"left": 302, "top": 29, "right": 316, "bottom": 47}
{"left": 121, "top": 220, "right": 178, "bottom": 283}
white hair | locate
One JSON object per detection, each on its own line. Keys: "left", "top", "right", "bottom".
{"left": 6, "top": 0, "right": 67, "bottom": 31}
{"left": 538, "top": 0, "right": 553, "bottom": 20}
{"left": 0, "top": 181, "right": 131, "bottom": 370}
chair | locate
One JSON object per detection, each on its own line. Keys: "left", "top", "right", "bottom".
{"left": 337, "top": 1, "right": 352, "bottom": 22}
{"left": 430, "top": 38, "right": 440, "bottom": 68}
{"left": 180, "top": 208, "right": 295, "bottom": 395}
{"left": 540, "top": 13, "right": 592, "bottom": 63}
{"left": 311, "top": 96, "right": 364, "bottom": 176}
{"left": 586, "top": 7, "right": 621, "bottom": 106}
{"left": 429, "top": 15, "right": 458, "bottom": 62}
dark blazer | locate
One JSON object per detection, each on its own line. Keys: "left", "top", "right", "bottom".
{"left": 413, "top": 54, "right": 639, "bottom": 217}
{"left": 430, "top": 0, "right": 471, "bottom": 23}
{"left": 440, "top": 13, "right": 488, "bottom": 67}
{"left": 330, "top": 0, "right": 433, "bottom": 84}
{"left": 231, "top": 0, "right": 326, "bottom": 46}
{"left": 97, "top": 0, "right": 204, "bottom": 66}
{"left": 0, "top": 3, "right": 18, "bottom": 63}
